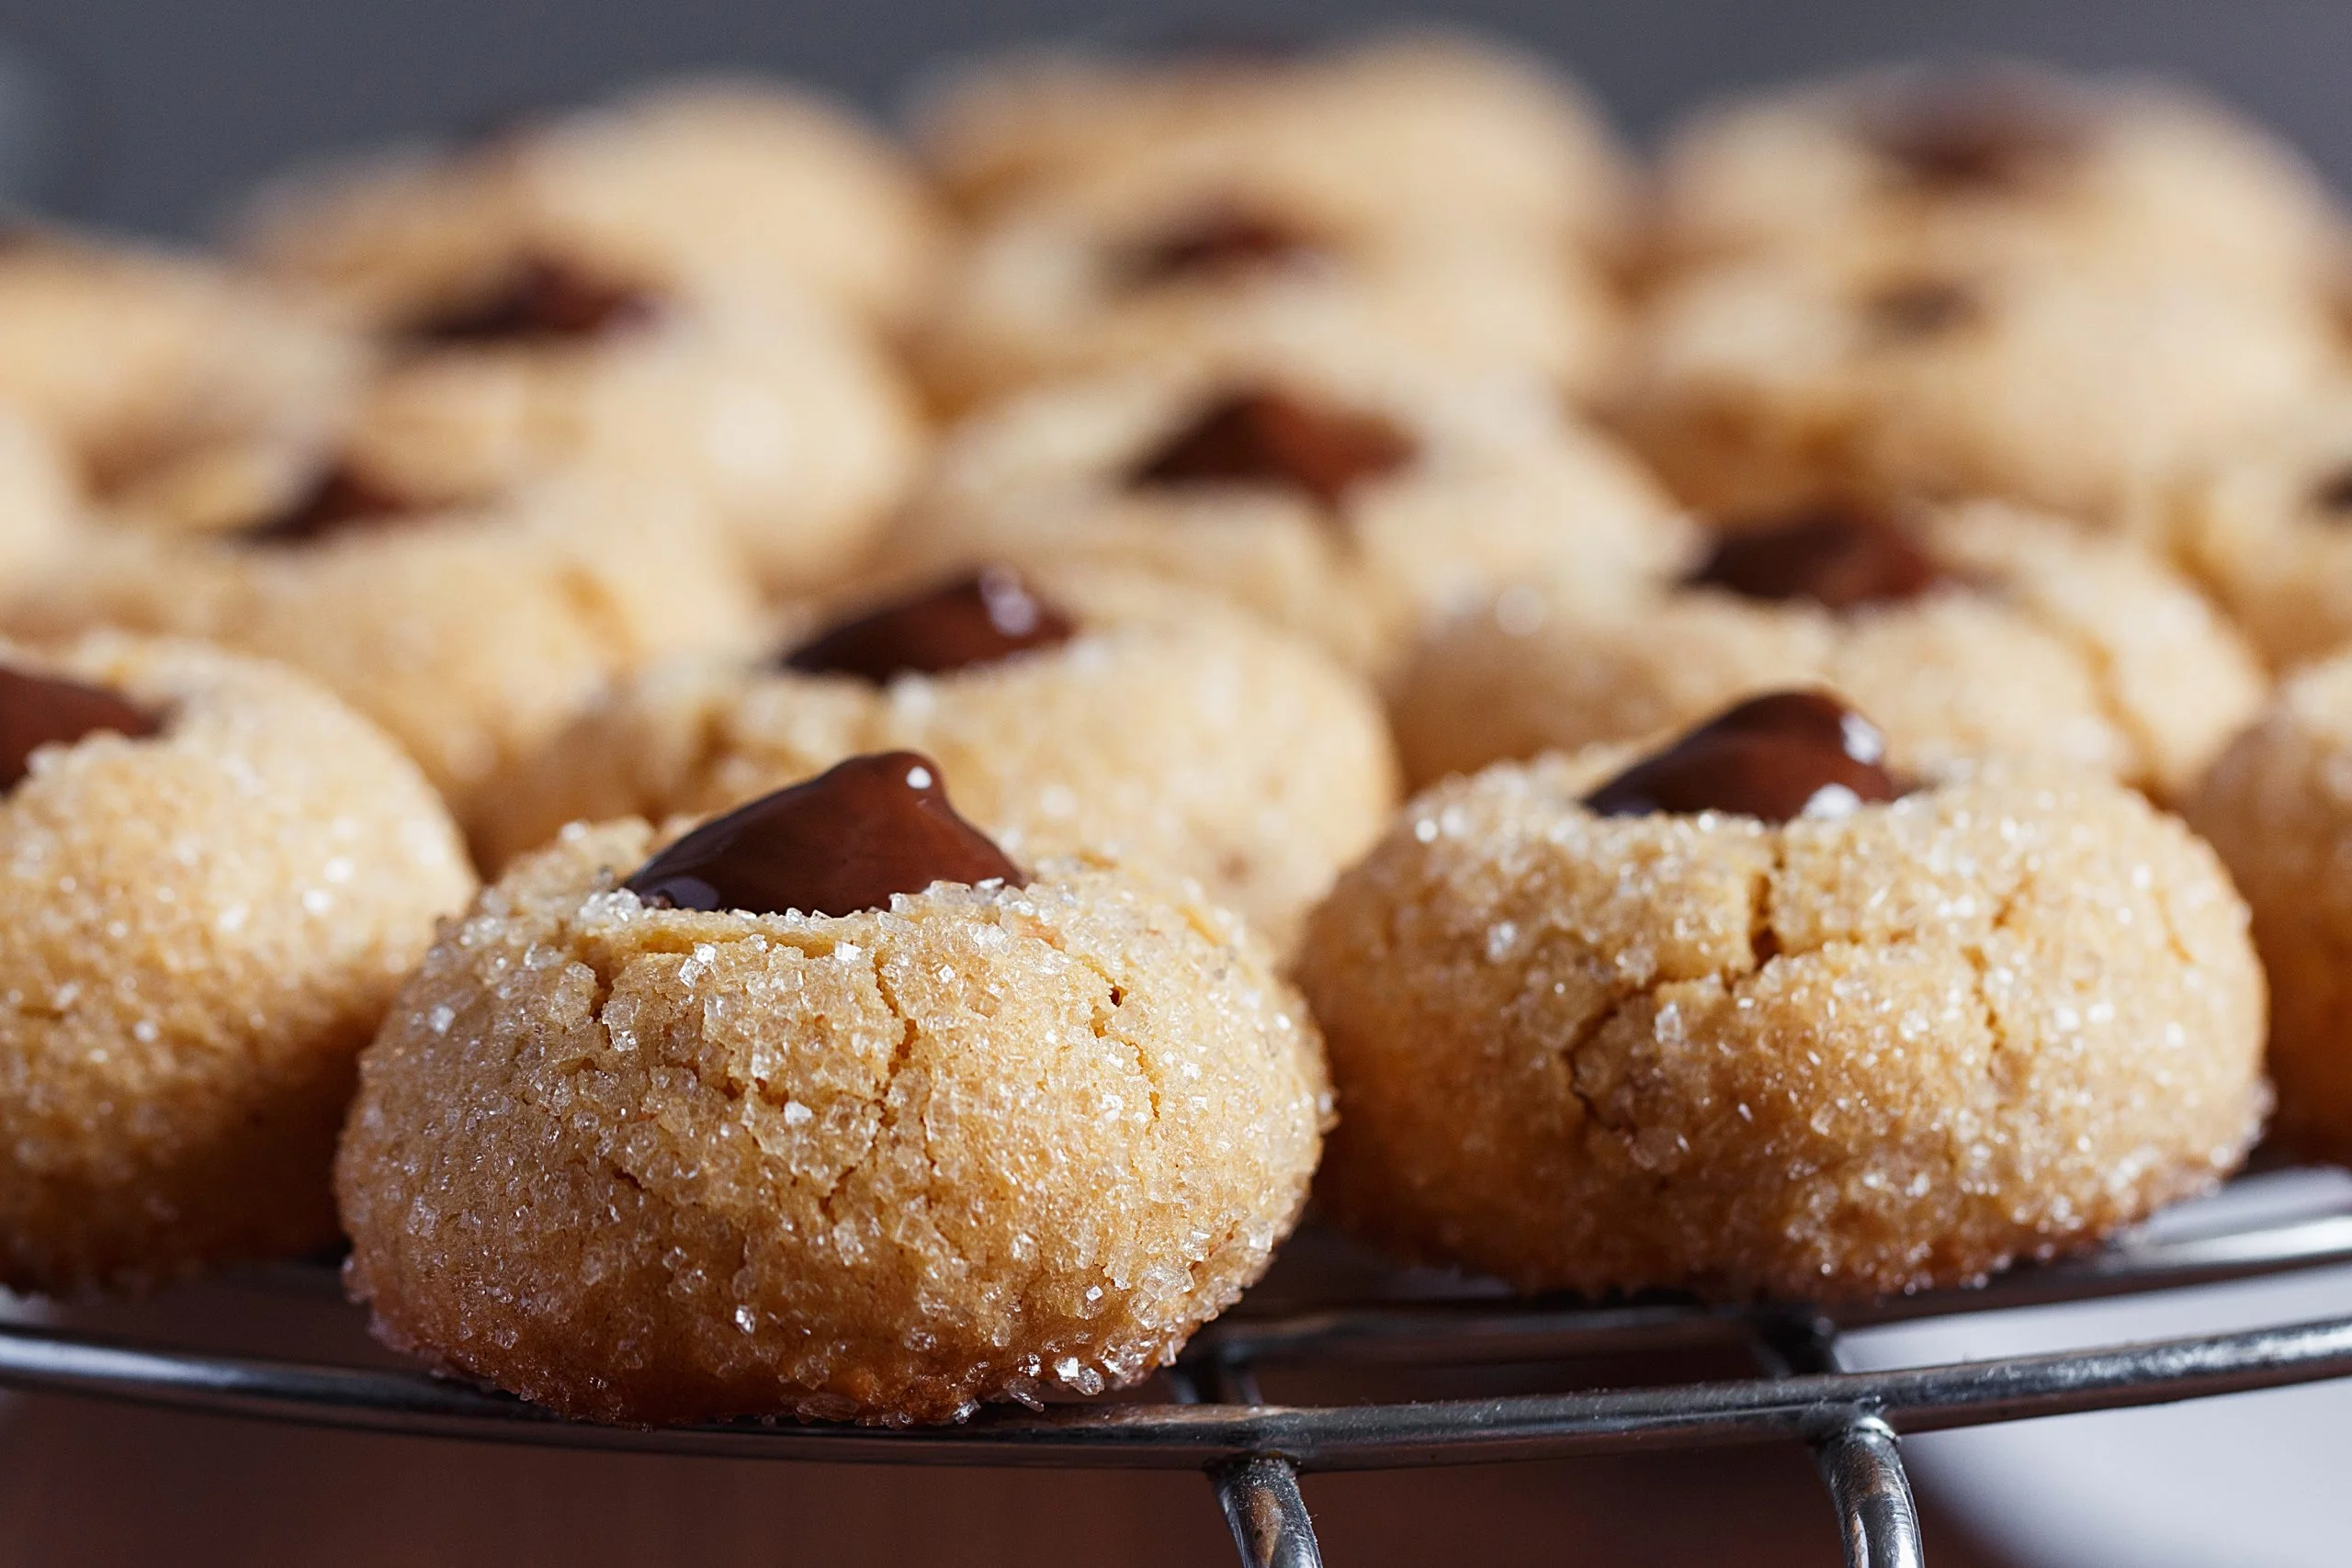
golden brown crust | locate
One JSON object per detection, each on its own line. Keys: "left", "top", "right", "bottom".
{"left": 337, "top": 823, "right": 1329, "bottom": 1425}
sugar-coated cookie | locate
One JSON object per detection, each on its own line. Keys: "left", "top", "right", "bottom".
{"left": 1390, "top": 499, "right": 2265, "bottom": 799}
{"left": 896, "top": 339, "right": 1686, "bottom": 672}
{"left": 0, "top": 633, "right": 474, "bottom": 1292}
{"left": 338, "top": 752, "right": 1329, "bottom": 1424}
{"left": 472, "top": 565, "right": 1397, "bottom": 951}
{"left": 2190, "top": 652, "right": 2352, "bottom": 1161}
{"left": 9, "top": 478, "right": 763, "bottom": 816}
{"left": 1300, "top": 693, "right": 2267, "bottom": 1299}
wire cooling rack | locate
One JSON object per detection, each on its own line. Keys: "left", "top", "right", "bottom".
{"left": 6, "top": 1167, "right": 2352, "bottom": 1568}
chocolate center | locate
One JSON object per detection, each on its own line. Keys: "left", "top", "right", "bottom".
{"left": 1584, "top": 691, "right": 1899, "bottom": 824}
{"left": 1860, "top": 72, "right": 2090, "bottom": 192}
{"left": 243, "top": 463, "right": 416, "bottom": 547}
{"left": 0, "top": 666, "right": 163, "bottom": 794}
{"left": 1865, "top": 277, "right": 1981, "bottom": 341}
{"left": 406, "top": 255, "right": 659, "bottom": 345}
{"left": 1120, "top": 206, "right": 1327, "bottom": 288}
{"left": 623, "top": 751, "right": 1025, "bottom": 919}
{"left": 1685, "top": 507, "right": 1945, "bottom": 612}
{"left": 2312, "top": 467, "right": 2352, "bottom": 516}
{"left": 1130, "top": 389, "right": 1415, "bottom": 509}
{"left": 782, "top": 569, "right": 1077, "bottom": 682}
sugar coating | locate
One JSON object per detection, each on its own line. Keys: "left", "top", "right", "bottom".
{"left": 913, "top": 31, "right": 1634, "bottom": 256}
{"left": 895, "top": 339, "right": 1688, "bottom": 673}
{"left": 1616, "top": 239, "right": 2338, "bottom": 526}
{"left": 0, "top": 228, "right": 360, "bottom": 520}
{"left": 0, "top": 632, "right": 476, "bottom": 1292}
{"left": 1655, "top": 67, "right": 2339, "bottom": 287}
{"left": 9, "top": 478, "right": 764, "bottom": 814}
{"left": 1297, "top": 752, "right": 2267, "bottom": 1299}
{"left": 235, "top": 78, "right": 950, "bottom": 333}
{"left": 2188, "top": 653, "right": 2352, "bottom": 1160}
{"left": 469, "top": 569, "right": 1398, "bottom": 953}
{"left": 1391, "top": 500, "right": 2265, "bottom": 801}
{"left": 336, "top": 821, "right": 1330, "bottom": 1425}
{"left": 2160, "top": 397, "right": 2352, "bottom": 671}
{"left": 336, "top": 274, "right": 922, "bottom": 595}
{"left": 914, "top": 146, "right": 1623, "bottom": 413}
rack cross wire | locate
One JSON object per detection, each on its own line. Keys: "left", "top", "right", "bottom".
{"left": 6, "top": 1168, "right": 2352, "bottom": 1567}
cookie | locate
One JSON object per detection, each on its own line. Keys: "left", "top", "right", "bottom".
{"left": 8, "top": 477, "right": 763, "bottom": 817}
{"left": 0, "top": 632, "right": 475, "bottom": 1292}
{"left": 1390, "top": 498, "right": 2265, "bottom": 799}
{"left": 0, "top": 227, "right": 361, "bottom": 526}
{"left": 1298, "top": 693, "right": 2267, "bottom": 1299}
{"left": 471, "top": 565, "right": 1398, "bottom": 953}
{"left": 2189, "top": 652, "right": 2352, "bottom": 1161}
{"left": 1615, "top": 238, "right": 2339, "bottom": 525}
{"left": 237, "top": 77, "right": 950, "bottom": 334}
{"left": 1656, "top": 63, "right": 2339, "bottom": 287}
{"left": 914, "top": 30, "right": 1632, "bottom": 254}
{"left": 2161, "top": 396, "right": 2352, "bottom": 671}
{"left": 914, "top": 144, "right": 1623, "bottom": 412}
{"left": 894, "top": 339, "right": 1687, "bottom": 672}
{"left": 0, "top": 403, "right": 81, "bottom": 582}
{"left": 337, "top": 752, "right": 1330, "bottom": 1425}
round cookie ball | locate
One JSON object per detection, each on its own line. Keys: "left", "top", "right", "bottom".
{"left": 8, "top": 477, "right": 763, "bottom": 816}
{"left": 894, "top": 340, "right": 1688, "bottom": 672}
{"left": 1655, "top": 63, "right": 2340, "bottom": 287}
{"left": 1389, "top": 499, "right": 2265, "bottom": 800}
{"left": 237, "top": 77, "right": 950, "bottom": 334}
{"left": 337, "top": 760, "right": 1329, "bottom": 1425}
{"left": 1615, "top": 238, "right": 2339, "bottom": 525}
{"left": 0, "top": 402, "right": 82, "bottom": 582}
{"left": 2189, "top": 652, "right": 2352, "bottom": 1161}
{"left": 913, "top": 30, "right": 1633, "bottom": 254}
{"left": 0, "top": 632, "right": 476, "bottom": 1292}
{"left": 471, "top": 565, "right": 1399, "bottom": 951}
{"left": 0, "top": 227, "right": 362, "bottom": 523}
{"left": 2161, "top": 394, "right": 2352, "bottom": 671}
{"left": 913, "top": 141, "right": 1624, "bottom": 412}
{"left": 1298, "top": 698, "right": 2267, "bottom": 1299}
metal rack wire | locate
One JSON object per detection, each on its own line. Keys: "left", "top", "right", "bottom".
{"left": 6, "top": 1167, "right": 2352, "bottom": 1568}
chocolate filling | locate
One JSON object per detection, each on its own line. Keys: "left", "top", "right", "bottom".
{"left": 1686, "top": 506, "right": 1945, "bottom": 612}
{"left": 2312, "top": 467, "right": 2352, "bottom": 515}
{"left": 406, "top": 255, "right": 659, "bottom": 345}
{"left": 1583, "top": 691, "right": 1899, "bottom": 824}
{"left": 0, "top": 666, "right": 163, "bottom": 794}
{"left": 1130, "top": 389, "right": 1415, "bottom": 509}
{"left": 1120, "top": 207, "right": 1327, "bottom": 288}
{"left": 624, "top": 751, "right": 1025, "bottom": 918}
{"left": 782, "top": 569, "right": 1076, "bottom": 682}
{"left": 1860, "top": 71, "right": 2091, "bottom": 193}
{"left": 243, "top": 463, "right": 415, "bottom": 547}
{"left": 1865, "top": 277, "right": 1981, "bottom": 341}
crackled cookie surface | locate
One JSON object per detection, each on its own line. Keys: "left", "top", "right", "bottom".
{"left": 0, "top": 633, "right": 474, "bottom": 1292}
{"left": 339, "top": 755, "right": 1329, "bottom": 1425}
{"left": 1299, "top": 695, "right": 2267, "bottom": 1299}
{"left": 474, "top": 566, "right": 1396, "bottom": 950}
{"left": 897, "top": 341, "right": 1685, "bottom": 671}
{"left": 10, "top": 477, "right": 763, "bottom": 815}
{"left": 2191, "top": 654, "right": 2352, "bottom": 1161}
{"left": 1391, "top": 499, "right": 2264, "bottom": 799}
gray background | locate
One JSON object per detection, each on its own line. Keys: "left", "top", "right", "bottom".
{"left": 6, "top": 0, "right": 2352, "bottom": 240}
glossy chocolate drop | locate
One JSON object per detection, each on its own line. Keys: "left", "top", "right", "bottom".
{"left": 1861, "top": 72, "right": 2090, "bottom": 192}
{"left": 1584, "top": 691, "right": 1898, "bottom": 824}
{"left": 623, "top": 751, "right": 1025, "bottom": 918}
{"left": 1131, "top": 389, "right": 1415, "bottom": 509}
{"left": 783, "top": 569, "right": 1076, "bottom": 682}
{"left": 2312, "top": 467, "right": 2352, "bottom": 515}
{"left": 243, "top": 462, "right": 414, "bottom": 547}
{"left": 1686, "top": 506, "right": 1945, "bottom": 612}
{"left": 407, "top": 254, "right": 659, "bottom": 344}
{"left": 1121, "top": 206, "right": 1325, "bottom": 288}
{"left": 1865, "top": 277, "right": 1980, "bottom": 341}
{"left": 0, "top": 666, "right": 162, "bottom": 794}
